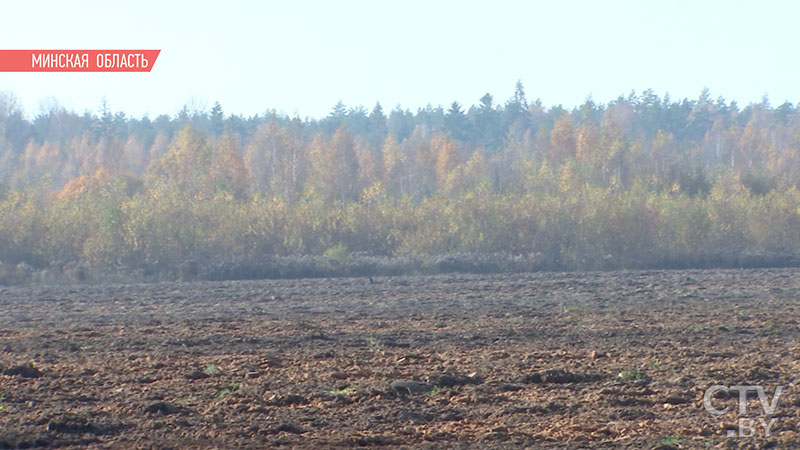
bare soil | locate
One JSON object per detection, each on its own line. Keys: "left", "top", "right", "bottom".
{"left": 1, "top": 269, "right": 800, "bottom": 449}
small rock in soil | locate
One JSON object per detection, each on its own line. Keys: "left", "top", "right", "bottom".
{"left": 47, "top": 416, "right": 103, "bottom": 435}
{"left": 0, "top": 435, "right": 52, "bottom": 449}
{"left": 440, "top": 411, "right": 464, "bottom": 422}
{"left": 184, "top": 370, "right": 210, "bottom": 380}
{"left": 521, "top": 369, "right": 601, "bottom": 384}
{"left": 663, "top": 395, "right": 691, "bottom": 405}
{"left": 3, "top": 363, "right": 43, "bottom": 378}
{"left": 266, "top": 394, "right": 307, "bottom": 406}
{"left": 389, "top": 379, "right": 433, "bottom": 395}
{"left": 428, "top": 372, "right": 481, "bottom": 387}
{"left": 497, "top": 383, "right": 523, "bottom": 392}
{"left": 351, "top": 435, "right": 397, "bottom": 446}
{"left": 399, "top": 409, "right": 431, "bottom": 423}
{"left": 274, "top": 422, "right": 304, "bottom": 434}
{"left": 143, "top": 401, "right": 181, "bottom": 415}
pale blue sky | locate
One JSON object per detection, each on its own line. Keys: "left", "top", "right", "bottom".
{"left": 1, "top": 0, "right": 797, "bottom": 119}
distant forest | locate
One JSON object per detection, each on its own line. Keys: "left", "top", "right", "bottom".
{"left": 1, "top": 83, "right": 799, "bottom": 283}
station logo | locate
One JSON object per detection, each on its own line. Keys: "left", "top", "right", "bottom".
{"left": 703, "top": 384, "right": 784, "bottom": 438}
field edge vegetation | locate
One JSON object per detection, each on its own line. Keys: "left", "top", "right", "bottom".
{"left": 1, "top": 86, "right": 800, "bottom": 283}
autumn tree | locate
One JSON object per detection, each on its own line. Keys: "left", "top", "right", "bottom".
{"left": 381, "top": 132, "right": 407, "bottom": 196}
{"left": 245, "top": 120, "right": 285, "bottom": 195}
{"left": 211, "top": 131, "right": 249, "bottom": 199}
{"left": 649, "top": 129, "right": 676, "bottom": 181}
{"left": 309, "top": 126, "right": 360, "bottom": 202}
{"left": 355, "top": 137, "right": 383, "bottom": 189}
{"left": 406, "top": 126, "right": 436, "bottom": 198}
{"left": 120, "top": 135, "right": 148, "bottom": 176}
{"left": 150, "top": 126, "right": 216, "bottom": 198}
{"left": 549, "top": 114, "right": 576, "bottom": 164}
{"left": 432, "top": 133, "right": 458, "bottom": 191}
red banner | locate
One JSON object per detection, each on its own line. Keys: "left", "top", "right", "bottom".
{"left": 0, "top": 50, "right": 161, "bottom": 72}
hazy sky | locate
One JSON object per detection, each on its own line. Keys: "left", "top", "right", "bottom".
{"left": 1, "top": 0, "right": 797, "bottom": 119}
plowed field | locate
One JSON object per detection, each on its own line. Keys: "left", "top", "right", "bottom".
{"left": 2, "top": 269, "right": 800, "bottom": 448}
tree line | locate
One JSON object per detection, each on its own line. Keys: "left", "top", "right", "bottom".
{"left": 1, "top": 84, "right": 799, "bottom": 283}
